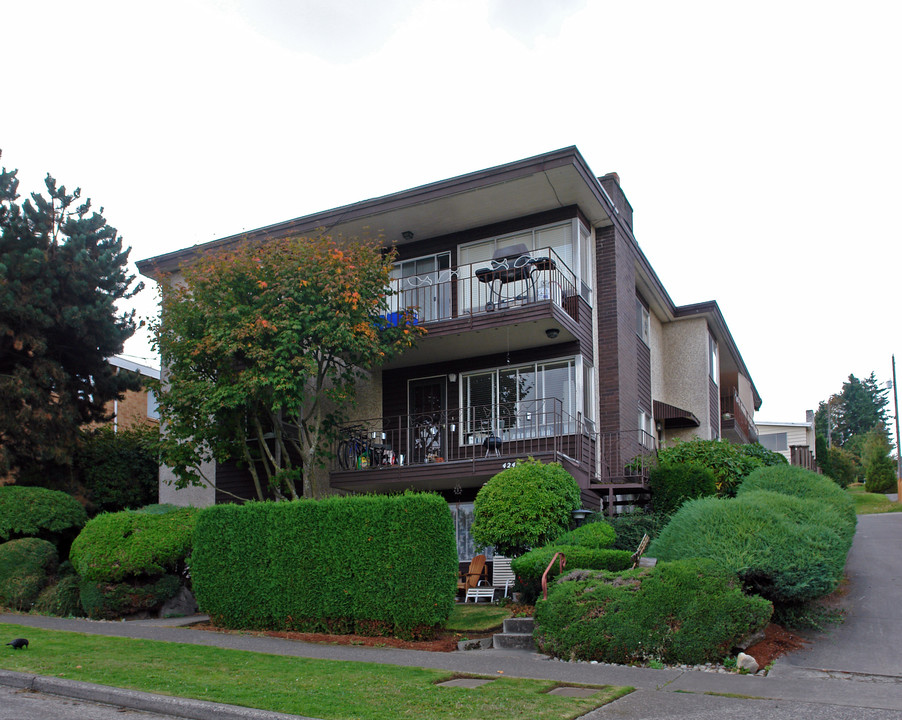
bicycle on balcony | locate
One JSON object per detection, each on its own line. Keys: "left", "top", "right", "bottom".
{"left": 337, "top": 425, "right": 395, "bottom": 469}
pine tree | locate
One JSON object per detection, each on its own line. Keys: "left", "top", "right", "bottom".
{"left": 815, "top": 372, "right": 891, "bottom": 453}
{"left": 0, "top": 168, "right": 142, "bottom": 474}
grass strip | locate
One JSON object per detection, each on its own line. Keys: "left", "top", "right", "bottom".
{"left": 847, "top": 485, "right": 902, "bottom": 515}
{"left": 445, "top": 603, "right": 512, "bottom": 632}
{"left": 0, "top": 623, "right": 631, "bottom": 720}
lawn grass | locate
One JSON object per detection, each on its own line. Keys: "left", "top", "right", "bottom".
{"left": 847, "top": 484, "right": 902, "bottom": 515}
{"left": 446, "top": 603, "right": 512, "bottom": 632}
{"left": 0, "top": 623, "right": 631, "bottom": 719}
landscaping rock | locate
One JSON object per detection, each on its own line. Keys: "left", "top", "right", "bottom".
{"left": 735, "top": 628, "right": 767, "bottom": 650}
{"left": 737, "top": 652, "right": 759, "bottom": 673}
{"left": 159, "top": 586, "right": 198, "bottom": 618}
{"left": 457, "top": 637, "right": 493, "bottom": 651}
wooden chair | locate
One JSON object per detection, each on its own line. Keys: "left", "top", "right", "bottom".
{"left": 457, "top": 554, "right": 487, "bottom": 594}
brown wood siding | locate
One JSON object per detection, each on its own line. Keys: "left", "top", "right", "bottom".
{"left": 636, "top": 335, "right": 651, "bottom": 415}
{"left": 709, "top": 378, "right": 720, "bottom": 439}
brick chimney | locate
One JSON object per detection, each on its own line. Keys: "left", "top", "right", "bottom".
{"left": 598, "top": 172, "right": 633, "bottom": 231}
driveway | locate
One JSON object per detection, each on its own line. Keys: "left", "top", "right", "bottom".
{"left": 771, "top": 512, "right": 902, "bottom": 679}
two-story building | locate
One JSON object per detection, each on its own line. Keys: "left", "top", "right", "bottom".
{"left": 138, "top": 147, "right": 761, "bottom": 566}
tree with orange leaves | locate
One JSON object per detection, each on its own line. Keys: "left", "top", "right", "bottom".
{"left": 152, "top": 235, "right": 422, "bottom": 500}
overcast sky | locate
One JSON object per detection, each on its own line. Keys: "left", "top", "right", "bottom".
{"left": 3, "top": 0, "right": 900, "bottom": 422}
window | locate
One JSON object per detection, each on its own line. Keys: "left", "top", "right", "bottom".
{"left": 461, "top": 358, "right": 581, "bottom": 439}
{"left": 390, "top": 252, "right": 452, "bottom": 322}
{"left": 449, "top": 502, "right": 493, "bottom": 562}
{"left": 636, "top": 299, "right": 650, "bottom": 345}
{"left": 708, "top": 332, "right": 719, "bottom": 384}
{"left": 638, "top": 409, "right": 654, "bottom": 448}
{"left": 147, "top": 390, "right": 160, "bottom": 420}
{"left": 760, "top": 432, "right": 788, "bottom": 452}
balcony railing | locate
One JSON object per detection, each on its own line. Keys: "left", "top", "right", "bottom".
{"left": 332, "top": 398, "right": 584, "bottom": 471}
{"left": 720, "top": 388, "right": 758, "bottom": 442}
{"left": 386, "top": 246, "right": 581, "bottom": 326}
{"left": 594, "top": 430, "right": 658, "bottom": 484}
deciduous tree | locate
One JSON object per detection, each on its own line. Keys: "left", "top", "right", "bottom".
{"left": 152, "top": 235, "right": 421, "bottom": 500}
{"left": 0, "top": 169, "right": 142, "bottom": 474}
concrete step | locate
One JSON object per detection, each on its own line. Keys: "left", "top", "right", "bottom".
{"left": 502, "top": 617, "right": 534, "bottom": 634}
{"left": 493, "top": 616, "right": 536, "bottom": 651}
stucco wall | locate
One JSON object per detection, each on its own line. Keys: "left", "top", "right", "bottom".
{"left": 661, "top": 317, "right": 711, "bottom": 441}
{"left": 158, "top": 460, "right": 216, "bottom": 507}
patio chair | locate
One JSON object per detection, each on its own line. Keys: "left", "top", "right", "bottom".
{"left": 457, "top": 554, "right": 487, "bottom": 594}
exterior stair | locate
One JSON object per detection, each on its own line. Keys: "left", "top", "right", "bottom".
{"left": 493, "top": 616, "right": 536, "bottom": 651}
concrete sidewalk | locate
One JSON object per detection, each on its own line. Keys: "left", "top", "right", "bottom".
{"left": 2, "top": 513, "right": 901, "bottom": 718}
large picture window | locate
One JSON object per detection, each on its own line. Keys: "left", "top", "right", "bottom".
{"left": 461, "top": 358, "right": 581, "bottom": 440}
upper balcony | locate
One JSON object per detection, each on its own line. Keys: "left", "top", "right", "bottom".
{"left": 382, "top": 246, "right": 593, "bottom": 367}
{"left": 720, "top": 387, "right": 758, "bottom": 444}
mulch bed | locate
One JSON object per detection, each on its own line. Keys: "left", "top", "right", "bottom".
{"left": 743, "top": 623, "right": 808, "bottom": 667}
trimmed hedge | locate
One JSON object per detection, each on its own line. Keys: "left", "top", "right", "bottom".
{"left": 655, "top": 439, "right": 763, "bottom": 496}
{"left": 471, "top": 458, "right": 580, "bottom": 558}
{"left": 512, "top": 545, "right": 633, "bottom": 601}
{"left": 648, "top": 489, "right": 852, "bottom": 603}
{"left": 552, "top": 521, "right": 616, "bottom": 549}
{"left": 0, "top": 537, "right": 59, "bottom": 610}
{"left": 76, "top": 426, "right": 159, "bottom": 513}
{"left": 648, "top": 461, "right": 716, "bottom": 515}
{"left": 0, "top": 486, "right": 87, "bottom": 557}
{"left": 70, "top": 507, "right": 198, "bottom": 582}
{"left": 534, "top": 559, "right": 772, "bottom": 665}
{"left": 191, "top": 492, "right": 458, "bottom": 638}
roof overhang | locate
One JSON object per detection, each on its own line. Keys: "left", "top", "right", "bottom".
{"left": 137, "top": 146, "right": 617, "bottom": 277}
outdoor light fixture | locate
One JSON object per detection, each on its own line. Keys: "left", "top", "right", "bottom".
{"left": 546, "top": 328, "right": 560, "bottom": 339}
{"left": 402, "top": 230, "right": 414, "bottom": 240}
{"left": 448, "top": 373, "right": 457, "bottom": 382}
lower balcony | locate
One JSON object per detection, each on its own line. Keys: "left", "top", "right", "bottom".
{"left": 720, "top": 389, "right": 758, "bottom": 444}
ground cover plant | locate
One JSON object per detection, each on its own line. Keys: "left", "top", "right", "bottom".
{"left": 0, "top": 623, "right": 632, "bottom": 720}
{"left": 533, "top": 559, "right": 771, "bottom": 665}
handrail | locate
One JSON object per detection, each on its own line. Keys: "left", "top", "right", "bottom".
{"left": 541, "top": 551, "right": 566, "bottom": 601}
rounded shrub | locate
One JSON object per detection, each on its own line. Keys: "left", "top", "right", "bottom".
{"left": 0, "top": 537, "right": 59, "bottom": 610}
{"left": 655, "top": 439, "right": 763, "bottom": 496}
{"left": 738, "top": 465, "right": 856, "bottom": 540}
{"left": 533, "top": 558, "right": 772, "bottom": 665}
{"left": 553, "top": 521, "right": 616, "bottom": 549}
{"left": 76, "top": 426, "right": 159, "bottom": 514}
{"left": 33, "top": 575, "right": 83, "bottom": 617}
{"left": 79, "top": 575, "right": 180, "bottom": 620}
{"left": 648, "top": 461, "right": 716, "bottom": 515}
{"left": 0, "top": 486, "right": 87, "bottom": 557}
{"left": 70, "top": 507, "right": 198, "bottom": 583}
{"left": 471, "top": 458, "right": 580, "bottom": 558}
{"left": 648, "top": 492, "right": 851, "bottom": 603}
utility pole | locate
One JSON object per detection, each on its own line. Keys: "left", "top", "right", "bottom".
{"left": 893, "top": 355, "right": 901, "bottom": 501}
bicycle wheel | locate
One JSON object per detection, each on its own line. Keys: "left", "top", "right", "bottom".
{"left": 338, "top": 439, "right": 355, "bottom": 470}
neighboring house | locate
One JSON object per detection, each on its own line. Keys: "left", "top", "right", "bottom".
{"left": 137, "top": 147, "right": 761, "bottom": 569}
{"left": 757, "top": 411, "right": 817, "bottom": 470}
{"left": 100, "top": 356, "right": 160, "bottom": 432}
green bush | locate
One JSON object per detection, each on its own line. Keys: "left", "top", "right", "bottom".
{"left": 818, "top": 443, "right": 860, "bottom": 488}
{"left": 607, "top": 510, "right": 671, "bottom": 551}
{"left": 738, "top": 465, "right": 856, "bottom": 541}
{"left": 511, "top": 545, "right": 633, "bottom": 603}
{"left": 0, "top": 538, "right": 59, "bottom": 610}
{"left": 33, "top": 575, "right": 83, "bottom": 617}
{"left": 738, "top": 443, "right": 789, "bottom": 467}
{"left": 471, "top": 458, "right": 580, "bottom": 558}
{"left": 0, "top": 486, "right": 87, "bottom": 557}
{"left": 534, "top": 559, "right": 772, "bottom": 665}
{"left": 70, "top": 507, "right": 198, "bottom": 582}
{"left": 191, "top": 492, "right": 457, "bottom": 638}
{"left": 79, "top": 575, "right": 180, "bottom": 620}
{"left": 552, "top": 521, "right": 616, "bottom": 549}
{"left": 648, "top": 491, "right": 852, "bottom": 603}
{"left": 76, "top": 426, "right": 160, "bottom": 514}
{"left": 648, "top": 461, "right": 716, "bottom": 515}
{"left": 656, "top": 439, "right": 762, "bottom": 496}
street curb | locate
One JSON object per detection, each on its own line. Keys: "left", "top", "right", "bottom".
{"left": 0, "top": 669, "right": 319, "bottom": 720}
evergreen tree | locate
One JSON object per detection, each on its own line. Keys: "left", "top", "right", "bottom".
{"left": 0, "top": 168, "right": 142, "bottom": 474}
{"left": 815, "top": 372, "right": 891, "bottom": 454}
